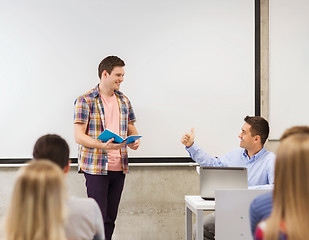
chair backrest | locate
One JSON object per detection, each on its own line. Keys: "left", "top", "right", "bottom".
{"left": 215, "top": 189, "right": 271, "bottom": 240}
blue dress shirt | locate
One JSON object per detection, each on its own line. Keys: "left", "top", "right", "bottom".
{"left": 186, "top": 143, "right": 275, "bottom": 188}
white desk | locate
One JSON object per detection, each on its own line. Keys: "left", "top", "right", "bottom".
{"left": 185, "top": 195, "right": 215, "bottom": 240}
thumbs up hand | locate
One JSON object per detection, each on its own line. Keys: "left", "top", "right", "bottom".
{"left": 181, "top": 128, "right": 195, "bottom": 148}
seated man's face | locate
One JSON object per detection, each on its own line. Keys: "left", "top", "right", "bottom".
{"left": 239, "top": 123, "right": 257, "bottom": 150}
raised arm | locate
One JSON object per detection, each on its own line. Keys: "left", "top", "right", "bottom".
{"left": 181, "top": 128, "right": 228, "bottom": 167}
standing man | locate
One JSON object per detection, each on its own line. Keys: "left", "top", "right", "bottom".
{"left": 74, "top": 56, "right": 140, "bottom": 240}
{"left": 181, "top": 116, "right": 275, "bottom": 240}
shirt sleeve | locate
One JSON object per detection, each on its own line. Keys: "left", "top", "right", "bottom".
{"left": 74, "top": 96, "right": 90, "bottom": 124}
{"left": 250, "top": 198, "right": 260, "bottom": 236}
{"left": 185, "top": 143, "right": 230, "bottom": 166}
{"left": 249, "top": 192, "right": 273, "bottom": 236}
{"left": 127, "top": 98, "right": 136, "bottom": 124}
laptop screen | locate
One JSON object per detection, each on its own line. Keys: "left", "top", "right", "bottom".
{"left": 200, "top": 167, "right": 248, "bottom": 200}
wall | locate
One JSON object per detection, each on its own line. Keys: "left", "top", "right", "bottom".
{"left": 260, "top": 0, "right": 279, "bottom": 153}
{"left": 0, "top": 165, "right": 199, "bottom": 240}
{"left": 268, "top": 0, "right": 309, "bottom": 139}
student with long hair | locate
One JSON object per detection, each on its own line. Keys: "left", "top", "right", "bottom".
{"left": 250, "top": 126, "right": 309, "bottom": 236}
{"left": 4, "top": 160, "right": 67, "bottom": 240}
{"left": 255, "top": 132, "right": 309, "bottom": 240}
{"left": 33, "top": 134, "right": 105, "bottom": 240}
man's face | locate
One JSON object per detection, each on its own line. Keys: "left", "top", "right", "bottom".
{"left": 238, "top": 123, "right": 256, "bottom": 150}
{"left": 103, "top": 66, "right": 125, "bottom": 91}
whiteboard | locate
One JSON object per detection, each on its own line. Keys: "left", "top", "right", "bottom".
{"left": 0, "top": 0, "right": 254, "bottom": 159}
{"left": 269, "top": 0, "right": 309, "bottom": 139}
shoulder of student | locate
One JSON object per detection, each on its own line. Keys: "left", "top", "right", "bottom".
{"left": 66, "top": 197, "right": 104, "bottom": 239}
{"left": 67, "top": 197, "right": 100, "bottom": 216}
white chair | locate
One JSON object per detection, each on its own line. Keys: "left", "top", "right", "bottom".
{"left": 215, "top": 189, "right": 271, "bottom": 240}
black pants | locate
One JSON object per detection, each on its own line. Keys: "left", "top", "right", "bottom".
{"left": 84, "top": 171, "right": 125, "bottom": 240}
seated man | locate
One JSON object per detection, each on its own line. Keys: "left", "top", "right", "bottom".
{"left": 249, "top": 125, "right": 309, "bottom": 236}
{"left": 181, "top": 116, "right": 275, "bottom": 240}
{"left": 33, "top": 134, "right": 105, "bottom": 240}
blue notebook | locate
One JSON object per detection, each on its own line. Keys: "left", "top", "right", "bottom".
{"left": 97, "top": 129, "right": 142, "bottom": 145}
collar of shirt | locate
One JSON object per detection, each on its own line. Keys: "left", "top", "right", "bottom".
{"left": 91, "top": 84, "right": 124, "bottom": 98}
{"left": 242, "top": 147, "right": 266, "bottom": 162}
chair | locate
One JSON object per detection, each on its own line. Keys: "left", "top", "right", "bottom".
{"left": 215, "top": 189, "right": 271, "bottom": 240}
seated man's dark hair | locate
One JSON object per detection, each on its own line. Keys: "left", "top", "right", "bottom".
{"left": 244, "top": 116, "right": 269, "bottom": 145}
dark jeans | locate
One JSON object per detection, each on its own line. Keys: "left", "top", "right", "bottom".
{"left": 84, "top": 171, "right": 125, "bottom": 240}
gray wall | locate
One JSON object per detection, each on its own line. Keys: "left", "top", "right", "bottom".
{"left": 0, "top": 165, "right": 199, "bottom": 240}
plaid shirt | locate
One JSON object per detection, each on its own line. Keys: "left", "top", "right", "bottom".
{"left": 74, "top": 84, "right": 136, "bottom": 175}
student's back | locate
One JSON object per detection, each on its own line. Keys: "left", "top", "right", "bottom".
{"left": 249, "top": 191, "right": 273, "bottom": 235}
{"left": 254, "top": 130, "right": 309, "bottom": 239}
{"left": 66, "top": 197, "right": 104, "bottom": 240}
{"left": 32, "top": 134, "right": 105, "bottom": 240}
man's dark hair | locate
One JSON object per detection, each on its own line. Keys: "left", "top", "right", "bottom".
{"left": 33, "top": 134, "right": 70, "bottom": 169}
{"left": 244, "top": 116, "right": 269, "bottom": 145}
{"left": 98, "top": 56, "right": 125, "bottom": 79}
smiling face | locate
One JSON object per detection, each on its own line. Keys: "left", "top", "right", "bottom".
{"left": 101, "top": 66, "right": 125, "bottom": 92}
{"left": 238, "top": 122, "right": 257, "bottom": 150}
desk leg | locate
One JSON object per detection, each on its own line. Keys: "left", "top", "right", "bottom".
{"left": 196, "top": 210, "right": 203, "bottom": 240}
{"left": 185, "top": 205, "right": 192, "bottom": 240}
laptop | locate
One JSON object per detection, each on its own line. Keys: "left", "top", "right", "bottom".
{"left": 200, "top": 167, "right": 248, "bottom": 200}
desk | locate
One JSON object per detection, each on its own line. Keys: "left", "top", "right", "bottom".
{"left": 185, "top": 195, "right": 215, "bottom": 240}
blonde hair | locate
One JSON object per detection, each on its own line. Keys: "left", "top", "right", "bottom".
{"left": 4, "top": 160, "right": 67, "bottom": 240}
{"left": 264, "top": 133, "right": 309, "bottom": 240}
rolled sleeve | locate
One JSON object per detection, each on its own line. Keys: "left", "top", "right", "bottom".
{"left": 127, "top": 99, "right": 136, "bottom": 123}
